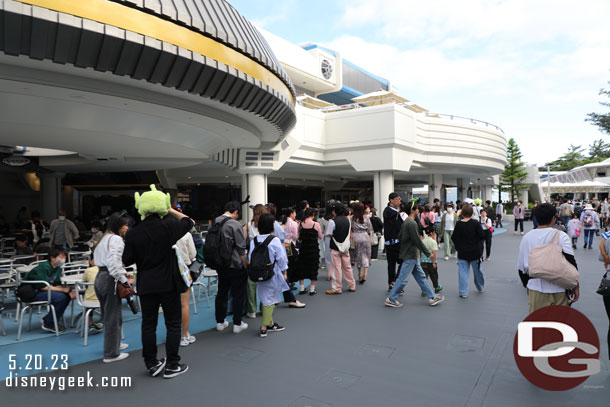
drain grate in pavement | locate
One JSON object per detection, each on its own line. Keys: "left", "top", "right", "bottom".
{"left": 288, "top": 396, "right": 333, "bottom": 407}
{"left": 449, "top": 335, "right": 485, "bottom": 352}
{"left": 220, "top": 346, "right": 263, "bottom": 363}
{"left": 357, "top": 343, "right": 396, "bottom": 359}
{"left": 321, "top": 369, "right": 361, "bottom": 388}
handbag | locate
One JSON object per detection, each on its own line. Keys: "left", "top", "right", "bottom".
{"left": 597, "top": 272, "right": 610, "bottom": 296}
{"left": 15, "top": 283, "right": 38, "bottom": 302}
{"left": 116, "top": 282, "right": 135, "bottom": 299}
{"left": 189, "top": 260, "right": 202, "bottom": 282}
{"left": 528, "top": 230, "right": 579, "bottom": 289}
{"left": 369, "top": 232, "right": 378, "bottom": 246}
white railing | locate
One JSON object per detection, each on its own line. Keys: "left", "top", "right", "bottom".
{"left": 423, "top": 113, "right": 504, "bottom": 133}
{"left": 296, "top": 98, "right": 504, "bottom": 133}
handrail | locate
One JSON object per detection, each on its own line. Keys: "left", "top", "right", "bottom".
{"left": 296, "top": 98, "right": 504, "bottom": 133}
{"left": 424, "top": 112, "right": 504, "bottom": 133}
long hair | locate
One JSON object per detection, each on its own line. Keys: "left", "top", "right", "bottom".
{"left": 251, "top": 204, "right": 267, "bottom": 228}
{"left": 352, "top": 202, "right": 365, "bottom": 224}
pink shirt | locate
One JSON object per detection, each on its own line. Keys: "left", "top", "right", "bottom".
{"left": 285, "top": 217, "right": 299, "bottom": 243}
{"left": 420, "top": 212, "right": 436, "bottom": 227}
{"left": 299, "top": 218, "right": 323, "bottom": 239}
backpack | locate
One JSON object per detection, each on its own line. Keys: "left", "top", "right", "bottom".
{"left": 583, "top": 212, "right": 593, "bottom": 227}
{"left": 248, "top": 235, "right": 275, "bottom": 282}
{"left": 203, "top": 217, "right": 232, "bottom": 270}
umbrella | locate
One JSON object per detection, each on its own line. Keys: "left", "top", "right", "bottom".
{"left": 297, "top": 95, "right": 334, "bottom": 109}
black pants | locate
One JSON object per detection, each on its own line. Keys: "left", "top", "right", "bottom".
{"left": 421, "top": 262, "right": 439, "bottom": 289}
{"left": 496, "top": 214, "right": 503, "bottom": 228}
{"left": 483, "top": 233, "right": 492, "bottom": 258}
{"left": 283, "top": 289, "right": 296, "bottom": 303}
{"left": 371, "top": 239, "right": 379, "bottom": 260}
{"left": 386, "top": 243, "right": 402, "bottom": 286}
{"left": 140, "top": 290, "right": 182, "bottom": 369}
{"left": 215, "top": 268, "right": 247, "bottom": 326}
{"left": 604, "top": 296, "right": 610, "bottom": 360}
{"left": 515, "top": 219, "right": 524, "bottom": 232}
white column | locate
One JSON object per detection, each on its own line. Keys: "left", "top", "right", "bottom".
{"left": 39, "top": 173, "right": 63, "bottom": 222}
{"left": 482, "top": 185, "right": 493, "bottom": 203}
{"left": 519, "top": 189, "right": 529, "bottom": 204}
{"left": 240, "top": 171, "right": 269, "bottom": 224}
{"left": 374, "top": 171, "right": 394, "bottom": 211}
{"left": 428, "top": 174, "right": 443, "bottom": 203}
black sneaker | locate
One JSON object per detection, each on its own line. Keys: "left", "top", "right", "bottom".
{"left": 267, "top": 322, "right": 285, "bottom": 333}
{"left": 298, "top": 289, "right": 308, "bottom": 295}
{"left": 259, "top": 329, "right": 268, "bottom": 338}
{"left": 147, "top": 358, "right": 166, "bottom": 377}
{"left": 163, "top": 363, "right": 188, "bottom": 379}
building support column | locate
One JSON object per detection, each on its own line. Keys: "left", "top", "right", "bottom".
{"left": 428, "top": 174, "right": 443, "bottom": 203}
{"left": 482, "top": 185, "right": 493, "bottom": 203}
{"left": 374, "top": 171, "right": 394, "bottom": 211}
{"left": 519, "top": 189, "right": 530, "bottom": 204}
{"left": 39, "top": 173, "right": 63, "bottom": 222}
{"left": 457, "top": 178, "right": 467, "bottom": 201}
{"left": 240, "top": 171, "right": 269, "bottom": 225}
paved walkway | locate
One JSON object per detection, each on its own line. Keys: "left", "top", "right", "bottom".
{"left": 2, "top": 224, "right": 609, "bottom": 405}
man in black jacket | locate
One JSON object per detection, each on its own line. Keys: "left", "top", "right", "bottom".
{"left": 383, "top": 192, "right": 403, "bottom": 291}
{"left": 123, "top": 206, "right": 194, "bottom": 379}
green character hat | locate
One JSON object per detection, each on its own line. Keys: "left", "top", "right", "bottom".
{"left": 474, "top": 198, "right": 483, "bottom": 206}
{"left": 134, "top": 184, "right": 171, "bottom": 220}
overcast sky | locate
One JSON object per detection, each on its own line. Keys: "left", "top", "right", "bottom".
{"left": 230, "top": 0, "right": 610, "bottom": 166}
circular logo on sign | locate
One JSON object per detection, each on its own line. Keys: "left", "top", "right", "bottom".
{"left": 513, "top": 305, "right": 600, "bottom": 391}
{"left": 321, "top": 59, "right": 333, "bottom": 80}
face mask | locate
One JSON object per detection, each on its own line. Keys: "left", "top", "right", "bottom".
{"left": 447, "top": 208, "right": 453, "bottom": 213}
{"left": 91, "top": 228, "right": 98, "bottom": 233}
{"left": 55, "top": 259, "right": 66, "bottom": 267}
{"left": 58, "top": 216, "right": 66, "bottom": 221}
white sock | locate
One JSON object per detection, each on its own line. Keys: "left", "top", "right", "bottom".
{"left": 300, "top": 284, "right": 305, "bottom": 291}
{"left": 310, "top": 286, "right": 316, "bottom": 292}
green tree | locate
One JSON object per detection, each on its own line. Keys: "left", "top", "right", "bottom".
{"left": 587, "top": 85, "right": 610, "bottom": 135}
{"left": 500, "top": 138, "right": 529, "bottom": 203}
{"left": 545, "top": 144, "right": 586, "bottom": 171}
{"left": 587, "top": 138, "right": 610, "bottom": 160}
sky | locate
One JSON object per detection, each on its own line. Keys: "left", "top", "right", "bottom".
{"left": 229, "top": 0, "right": 610, "bottom": 166}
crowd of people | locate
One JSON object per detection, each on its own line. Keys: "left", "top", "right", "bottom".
{"left": 7, "top": 190, "right": 610, "bottom": 380}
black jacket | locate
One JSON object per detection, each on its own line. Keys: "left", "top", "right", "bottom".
{"left": 451, "top": 219, "right": 486, "bottom": 261}
{"left": 123, "top": 215, "right": 193, "bottom": 295}
{"left": 371, "top": 215, "right": 384, "bottom": 234}
{"left": 383, "top": 206, "right": 403, "bottom": 243}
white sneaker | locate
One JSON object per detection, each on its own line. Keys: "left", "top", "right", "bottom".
{"left": 103, "top": 353, "right": 129, "bottom": 363}
{"left": 180, "top": 337, "right": 191, "bottom": 347}
{"left": 233, "top": 322, "right": 248, "bottom": 333}
{"left": 429, "top": 295, "right": 445, "bottom": 306}
{"left": 216, "top": 320, "right": 229, "bottom": 332}
{"left": 187, "top": 333, "right": 196, "bottom": 343}
{"left": 444, "top": 256, "right": 449, "bottom": 261}
{"left": 246, "top": 312, "right": 257, "bottom": 319}
{"left": 520, "top": 232, "right": 524, "bottom": 235}
{"left": 514, "top": 231, "right": 518, "bottom": 235}
{"left": 119, "top": 343, "right": 129, "bottom": 350}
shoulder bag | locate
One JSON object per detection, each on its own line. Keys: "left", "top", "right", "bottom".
{"left": 527, "top": 230, "right": 579, "bottom": 289}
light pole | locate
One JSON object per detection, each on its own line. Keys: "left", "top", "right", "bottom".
{"left": 547, "top": 165, "right": 551, "bottom": 202}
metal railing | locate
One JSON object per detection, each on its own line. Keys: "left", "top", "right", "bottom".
{"left": 296, "top": 98, "right": 504, "bottom": 133}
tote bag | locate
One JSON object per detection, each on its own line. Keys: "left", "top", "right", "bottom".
{"left": 528, "top": 230, "right": 579, "bottom": 289}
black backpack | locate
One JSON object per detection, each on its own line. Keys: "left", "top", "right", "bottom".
{"left": 248, "top": 235, "right": 276, "bottom": 282}
{"left": 203, "top": 217, "right": 232, "bottom": 271}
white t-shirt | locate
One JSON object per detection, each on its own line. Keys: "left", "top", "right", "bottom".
{"left": 444, "top": 211, "right": 455, "bottom": 231}
{"left": 518, "top": 228, "right": 574, "bottom": 293}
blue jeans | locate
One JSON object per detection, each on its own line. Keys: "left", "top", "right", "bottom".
{"left": 388, "top": 259, "right": 435, "bottom": 302}
{"left": 458, "top": 259, "right": 485, "bottom": 296}
{"left": 32, "top": 290, "right": 71, "bottom": 327}
{"left": 584, "top": 229, "right": 595, "bottom": 248}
